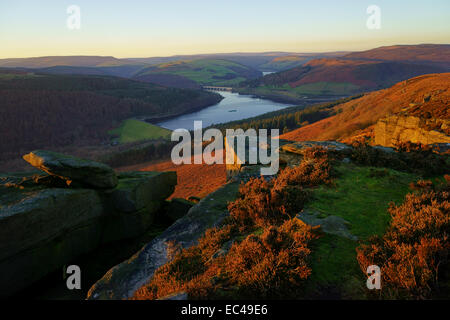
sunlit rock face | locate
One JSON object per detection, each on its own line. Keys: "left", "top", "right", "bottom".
{"left": 374, "top": 115, "right": 450, "bottom": 147}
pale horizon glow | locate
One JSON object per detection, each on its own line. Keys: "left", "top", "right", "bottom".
{"left": 0, "top": 0, "right": 449, "bottom": 59}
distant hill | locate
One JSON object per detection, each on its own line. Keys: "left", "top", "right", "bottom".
{"left": 0, "top": 56, "right": 150, "bottom": 78}
{"left": 0, "top": 70, "right": 221, "bottom": 163}
{"left": 133, "top": 58, "right": 262, "bottom": 87}
{"left": 32, "top": 65, "right": 149, "bottom": 78}
{"left": 344, "top": 44, "right": 450, "bottom": 68}
{"left": 0, "top": 55, "right": 138, "bottom": 68}
{"left": 280, "top": 73, "right": 450, "bottom": 142}
{"left": 128, "top": 52, "right": 350, "bottom": 72}
{"left": 258, "top": 52, "right": 349, "bottom": 72}
{"left": 238, "top": 46, "right": 450, "bottom": 103}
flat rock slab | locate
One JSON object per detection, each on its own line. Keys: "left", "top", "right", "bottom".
{"left": 297, "top": 209, "right": 358, "bottom": 241}
{"left": 23, "top": 150, "right": 118, "bottom": 189}
{"left": 281, "top": 141, "right": 353, "bottom": 155}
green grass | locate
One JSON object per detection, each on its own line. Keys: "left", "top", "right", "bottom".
{"left": 309, "top": 163, "right": 418, "bottom": 238}
{"left": 108, "top": 119, "right": 171, "bottom": 144}
{"left": 301, "top": 162, "right": 420, "bottom": 298}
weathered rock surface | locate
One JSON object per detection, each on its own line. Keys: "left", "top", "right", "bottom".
{"left": 281, "top": 141, "right": 353, "bottom": 155}
{"left": 23, "top": 150, "right": 118, "bottom": 189}
{"left": 374, "top": 115, "right": 450, "bottom": 147}
{"left": 0, "top": 186, "right": 104, "bottom": 296}
{"left": 87, "top": 181, "right": 240, "bottom": 300}
{"left": 107, "top": 172, "right": 176, "bottom": 213}
{"left": 297, "top": 209, "right": 358, "bottom": 241}
{"left": 0, "top": 153, "right": 176, "bottom": 297}
{"left": 279, "top": 141, "right": 353, "bottom": 167}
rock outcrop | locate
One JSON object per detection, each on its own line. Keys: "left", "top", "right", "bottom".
{"left": 374, "top": 115, "right": 450, "bottom": 147}
{"left": 23, "top": 150, "right": 118, "bottom": 189}
{"left": 86, "top": 140, "right": 358, "bottom": 300}
{"left": 0, "top": 151, "right": 176, "bottom": 297}
{"left": 87, "top": 180, "right": 240, "bottom": 300}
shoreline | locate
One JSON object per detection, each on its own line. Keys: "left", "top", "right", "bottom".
{"left": 144, "top": 93, "right": 225, "bottom": 124}
{"left": 232, "top": 88, "right": 346, "bottom": 105}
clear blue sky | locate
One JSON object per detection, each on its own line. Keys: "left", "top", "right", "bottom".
{"left": 0, "top": 0, "right": 449, "bottom": 58}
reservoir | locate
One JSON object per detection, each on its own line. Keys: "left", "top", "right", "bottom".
{"left": 157, "top": 91, "right": 292, "bottom": 131}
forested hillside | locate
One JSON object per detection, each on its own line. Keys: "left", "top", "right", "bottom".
{"left": 0, "top": 71, "right": 221, "bottom": 166}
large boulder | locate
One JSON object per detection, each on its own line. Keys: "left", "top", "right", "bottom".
{"left": 0, "top": 165, "right": 177, "bottom": 297}
{"left": 0, "top": 186, "right": 104, "bottom": 297}
{"left": 23, "top": 150, "right": 118, "bottom": 189}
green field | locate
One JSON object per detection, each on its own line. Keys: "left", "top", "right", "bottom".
{"left": 109, "top": 119, "right": 172, "bottom": 143}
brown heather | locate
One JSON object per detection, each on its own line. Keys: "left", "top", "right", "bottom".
{"left": 357, "top": 179, "right": 450, "bottom": 299}
{"left": 132, "top": 147, "right": 331, "bottom": 300}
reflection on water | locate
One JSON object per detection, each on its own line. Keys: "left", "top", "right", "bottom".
{"left": 157, "top": 91, "right": 292, "bottom": 131}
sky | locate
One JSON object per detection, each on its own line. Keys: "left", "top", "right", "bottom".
{"left": 0, "top": 0, "right": 449, "bottom": 58}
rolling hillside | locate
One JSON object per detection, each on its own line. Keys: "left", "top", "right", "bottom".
{"left": 238, "top": 44, "right": 450, "bottom": 102}
{"left": 133, "top": 59, "right": 262, "bottom": 87}
{"left": 128, "top": 51, "right": 349, "bottom": 72}
{"left": 344, "top": 44, "right": 450, "bottom": 68}
{"left": 280, "top": 73, "right": 450, "bottom": 142}
{"left": 238, "top": 58, "right": 445, "bottom": 102}
{"left": 258, "top": 52, "right": 349, "bottom": 72}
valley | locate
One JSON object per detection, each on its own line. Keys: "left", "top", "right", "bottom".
{"left": 0, "top": 41, "right": 449, "bottom": 303}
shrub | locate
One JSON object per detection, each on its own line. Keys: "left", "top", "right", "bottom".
{"left": 350, "top": 142, "right": 448, "bottom": 176}
{"left": 409, "top": 180, "right": 433, "bottom": 191}
{"left": 132, "top": 148, "right": 332, "bottom": 300}
{"left": 356, "top": 181, "right": 450, "bottom": 299}
{"left": 223, "top": 219, "right": 319, "bottom": 299}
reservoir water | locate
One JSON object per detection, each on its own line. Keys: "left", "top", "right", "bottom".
{"left": 157, "top": 91, "right": 292, "bottom": 131}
